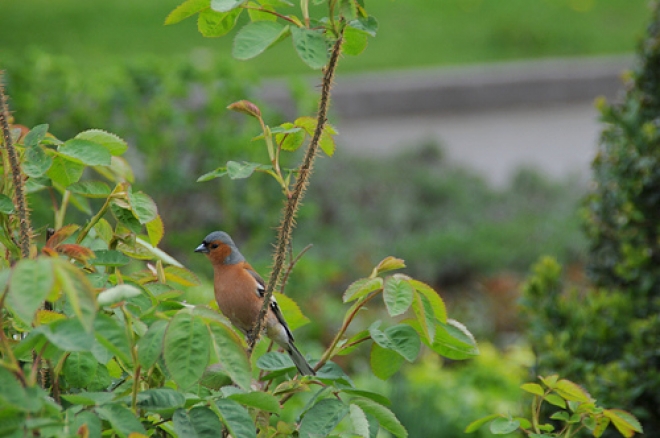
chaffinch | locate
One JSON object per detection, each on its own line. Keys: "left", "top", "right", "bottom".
{"left": 195, "top": 231, "right": 315, "bottom": 376}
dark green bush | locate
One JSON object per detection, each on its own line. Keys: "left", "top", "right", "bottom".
{"left": 522, "top": 2, "right": 660, "bottom": 434}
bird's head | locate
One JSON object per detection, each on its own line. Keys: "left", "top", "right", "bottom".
{"left": 194, "top": 231, "right": 245, "bottom": 265}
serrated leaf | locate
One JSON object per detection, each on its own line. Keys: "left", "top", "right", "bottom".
{"left": 464, "top": 414, "right": 501, "bottom": 433}
{"left": 349, "top": 404, "right": 370, "bottom": 438}
{"left": 97, "top": 284, "right": 142, "bottom": 306}
{"left": 197, "top": 167, "right": 227, "bottom": 182}
{"left": 343, "top": 277, "right": 383, "bottom": 302}
{"left": 23, "top": 124, "right": 49, "bottom": 147}
{"left": 96, "top": 404, "right": 146, "bottom": 438}
{"left": 62, "top": 392, "right": 115, "bottom": 406}
{"left": 173, "top": 407, "right": 223, "bottom": 438}
{"left": 135, "top": 389, "right": 186, "bottom": 413}
{"left": 370, "top": 343, "right": 403, "bottom": 380}
{"left": 521, "top": 383, "right": 545, "bottom": 396}
{"left": 540, "top": 375, "right": 559, "bottom": 389}
{"left": 215, "top": 398, "right": 257, "bottom": 438}
{"left": 34, "top": 317, "right": 94, "bottom": 352}
{"left": 544, "top": 393, "right": 566, "bottom": 408}
{"left": 554, "top": 379, "right": 592, "bottom": 403}
{"left": 277, "top": 125, "right": 306, "bottom": 152}
{"left": 349, "top": 16, "right": 378, "bottom": 36}
{"left": 489, "top": 417, "right": 519, "bottom": 434}
{"left": 256, "top": 351, "right": 295, "bottom": 371}
{"left": 47, "top": 155, "right": 84, "bottom": 187}
{"left": 319, "top": 124, "right": 337, "bottom": 156}
{"left": 67, "top": 181, "right": 111, "bottom": 198}
{"left": 35, "top": 309, "right": 66, "bottom": 326}
{"left": 110, "top": 202, "right": 141, "bottom": 234}
{"left": 351, "top": 397, "right": 407, "bottom": 438}
{"left": 54, "top": 259, "right": 97, "bottom": 331}
{"left": 408, "top": 279, "right": 447, "bottom": 323}
{"left": 7, "top": 258, "right": 54, "bottom": 326}
{"left": 129, "top": 189, "right": 158, "bottom": 224}
{"left": 208, "top": 323, "right": 252, "bottom": 390}
{"left": 137, "top": 320, "right": 167, "bottom": 368}
{"left": 146, "top": 215, "right": 165, "bottom": 246}
{"left": 95, "top": 219, "right": 113, "bottom": 244}
{"left": 383, "top": 275, "right": 414, "bottom": 316}
{"left": 411, "top": 291, "right": 436, "bottom": 343}
{"left": 291, "top": 27, "right": 329, "bottom": 69}
{"left": 211, "top": 0, "right": 245, "bottom": 12}
{"left": 228, "top": 392, "right": 280, "bottom": 414}
{"left": 0, "top": 366, "right": 42, "bottom": 412}
{"left": 233, "top": 21, "right": 289, "bottom": 60}
{"left": 164, "top": 311, "right": 211, "bottom": 388}
{"left": 603, "top": 409, "right": 643, "bottom": 437}
{"left": 165, "top": 266, "right": 200, "bottom": 286}
{"left": 165, "top": 0, "right": 211, "bottom": 25}
{"left": 22, "top": 144, "right": 53, "bottom": 177}
{"left": 75, "top": 129, "right": 128, "bottom": 156}
{"left": 198, "top": 8, "right": 242, "bottom": 37}
{"left": 0, "top": 194, "right": 14, "bottom": 214}
{"left": 273, "top": 292, "right": 310, "bottom": 331}
{"left": 225, "top": 160, "right": 262, "bottom": 179}
{"left": 94, "top": 313, "right": 132, "bottom": 365}
{"left": 63, "top": 351, "right": 97, "bottom": 388}
{"left": 341, "top": 389, "right": 391, "bottom": 407}
{"left": 372, "top": 256, "right": 405, "bottom": 277}
{"left": 91, "top": 250, "right": 130, "bottom": 267}
{"left": 299, "top": 399, "right": 349, "bottom": 438}
{"left": 59, "top": 139, "right": 112, "bottom": 166}
{"left": 430, "top": 319, "right": 479, "bottom": 360}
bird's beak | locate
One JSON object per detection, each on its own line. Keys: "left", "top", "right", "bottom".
{"left": 194, "top": 243, "right": 209, "bottom": 253}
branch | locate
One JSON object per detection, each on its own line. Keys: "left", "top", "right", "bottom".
{"left": 248, "top": 31, "right": 344, "bottom": 354}
{"left": 0, "top": 72, "right": 32, "bottom": 259}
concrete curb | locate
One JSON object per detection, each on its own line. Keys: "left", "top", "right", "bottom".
{"left": 259, "top": 55, "right": 634, "bottom": 119}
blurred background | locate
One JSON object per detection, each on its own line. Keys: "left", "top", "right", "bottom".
{"left": 0, "top": 0, "right": 652, "bottom": 435}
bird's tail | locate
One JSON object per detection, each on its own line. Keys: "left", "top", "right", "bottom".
{"left": 287, "top": 342, "right": 315, "bottom": 376}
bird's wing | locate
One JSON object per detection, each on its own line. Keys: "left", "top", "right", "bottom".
{"left": 245, "top": 267, "right": 294, "bottom": 342}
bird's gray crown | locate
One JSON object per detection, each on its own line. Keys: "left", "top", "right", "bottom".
{"left": 200, "top": 231, "right": 245, "bottom": 264}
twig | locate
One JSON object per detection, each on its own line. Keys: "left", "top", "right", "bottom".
{"left": 248, "top": 31, "right": 344, "bottom": 355}
{"left": 279, "top": 243, "right": 313, "bottom": 294}
{"left": 0, "top": 72, "right": 32, "bottom": 259}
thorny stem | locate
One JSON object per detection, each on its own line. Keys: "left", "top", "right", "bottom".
{"left": 248, "top": 31, "right": 344, "bottom": 355}
{"left": 314, "top": 290, "right": 379, "bottom": 372}
{"left": 0, "top": 73, "right": 32, "bottom": 260}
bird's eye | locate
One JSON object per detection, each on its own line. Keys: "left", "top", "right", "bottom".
{"left": 210, "top": 243, "right": 219, "bottom": 249}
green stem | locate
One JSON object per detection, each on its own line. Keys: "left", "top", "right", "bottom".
{"left": 55, "top": 190, "right": 70, "bottom": 230}
{"left": 76, "top": 195, "right": 114, "bottom": 244}
{"left": 315, "top": 290, "right": 379, "bottom": 371}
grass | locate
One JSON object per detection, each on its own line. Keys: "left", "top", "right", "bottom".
{"left": 0, "top": 0, "right": 651, "bottom": 77}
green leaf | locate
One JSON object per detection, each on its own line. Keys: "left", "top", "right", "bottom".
{"left": 408, "top": 279, "right": 447, "bottom": 322}
{"left": 489, "top": 417, "right": 520, "bottom": 434}
{"left": 47, "top": 155, "right": 84, "bottom": 188}
{"left": 233, "top": 21, "right": 289, "bottom": 60}
{"left": 299, "top": 399, "right": 349, "bottom": 438}
{"left": 351, "top": 397, "right": 407, "bottom": 438}
{"left": 67, "top": 181, "right": 111, "bottom": 198}
{"left": 349, "top": 16, "right": 378, "bottom": 37}
{"left": 209, "top": 323, "right": 252, "bottom": 390}
{"left": 256, "top": 351, "right": 295, "bottom": 371}
{"left": 343, "top": 277, "right": 383, "bottom": 303}
{"left": 54, "top": 259, "right": 97, "bottom": 331}
{"left": 59, "top": 139, "right": 112, "bottom": 166}
{"left": 370, "top": 342, "right": 403, "bottom": 380}
{"left": 228, "top": 391, "right": 281, "bottom": 414}
{"left": 343, "top": 26, "right": 368, "bottom": 56}
{"left": 349, "top": 404, "right": 371, "bottom": 438}
{"left": 603, "top": 409, "right": 643, "bottom": 436}
{"left": 0, "top": 366, "right": 42, "bottom": 412}
{"left": 226, "top": 160, "right": 261, "bottom": 179}
{"left": 215, "top": 398, "right": 257, "bottom": 438}
{"left": 341, "top": 389, "right": 391, "bottom": 407}
{"left": 165, "top": 0, "right": 210, "bottom": 24}
{"left": 22, "top": 144, "right": 53, "bottom": 177}
{"left": 110, "top": 202, "right": 141, "bottom": 234}
{"left": 23, "top": 124, "right": 49, "bottom": 147}
{"left": 97, "top": 284, "right": 142, "bottom": 306}
{"left": 137, "top": 320, "right": 167, "bottom": 368}
{"left": 94, "top": 313, "right": 132, "bottom": 365}
{"left": 291, "top": 27, "right": 328, "bottom": 69}
{"left": 277, "top": 125, "right": 306, "bottom": 152}
{"left": 34, "top": 317, "right": 94, "bottom": 351}
{"left": 369, "top": 323, "right": 420, "bottom": 362}
{"left": 71, "top": 411, "right": 102, "bottom": 438}
{"left": 247, "top": 2, "right": 276, "bottom": 22}
{"left": 544, "top": 393, "right": 567, "bottom": 408}
{"left": 383, "top": 275, "right": 414, "bottom": 317}
{"left": 197, "top": 167, "right": 227, "bottom": 182}
{"left": 198, "top": 8, "right": 242, "bottom": 37}
{"left": 63, "top": 351, "right": 97, "bottom": 388}
{"left": 62, "top": 391, "right": 115, "bottom": 406}
{"left": 136, "top": 388, "right": 186, "bottom": 413}
{"left": 91, "top": 250, "right": 130, "bottom": 267}
{"left": 319, "top": 124, "right": 337, "bottom": 156}
{"left": 7, "top": 258, "right": 54, "bottom": 326}
{"left": 146, "top": 215, "right": 165, "bottom": 246}
{"left": 75, "top": 129, "right": 128, "bottom": 156}
{"left": 273, "top": 292, "right": 309, "bottom": 330}
{"left": 430, "top": 319, "right": 479, "bottom": 360}
{"left": 0, "top": 194, "right": 14, "bottom": 214}
{"left": 554, "top": 379, "right": 592, "bottom": 403}
{"left": 165, "top": 266, "right": 200, "bottom": 286}
{"left": 211, "top": 0, "right": 245, "bottom": 12}
{"left": 372, "top": 256, "right": 405, "bottom": 276}
{"left": 411, "top": 291, "right": 436, "bottom": 343}
{"left": 164, "top": 311, "right": 211, "bottom": 388}
{"left": 521, "top": 383, "right": 545, "bottom": 396}
{"left": 96, "top": 403, "right": 146, "bottom": 438}
{"left": 464, "top": 414, "right": 501, "bottom": 433}
{"left": 174, "top": 407, "right": 224, "bottom": 438}
{"left": 129, "top": 189, "right": 158, "bottom": 224}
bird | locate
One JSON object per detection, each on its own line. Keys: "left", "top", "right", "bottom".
{"left": 195, "top": 231, "right": 315, "bottom": 376}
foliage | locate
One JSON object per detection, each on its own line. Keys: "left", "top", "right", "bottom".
{"left": 0, "top": 1, "right": 481, "bottom": 436}
{"left": 521, "top": 2, "right": 660, "bottom": 435}
{"left": 467, "top": 374, "right": 642, "bottom": 438}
